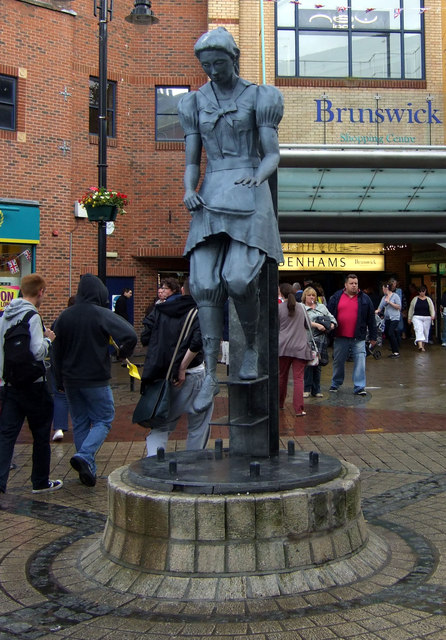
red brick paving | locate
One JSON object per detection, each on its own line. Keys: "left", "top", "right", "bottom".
{"left": 15, "top": 343, "right": 446, "bottom": 445}
{"left": 15, "top": 393, "right": 445, "bottom": 446}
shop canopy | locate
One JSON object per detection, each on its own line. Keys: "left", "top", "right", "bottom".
{"left": 278, "top": 145, "right": 446, "bottom": 243}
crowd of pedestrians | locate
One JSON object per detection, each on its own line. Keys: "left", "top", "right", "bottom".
{"left": 277, "top": 274, "right": 444, "bottom": 418}
{"left": 0, "top": 270, "right": 443, "bottom": 494}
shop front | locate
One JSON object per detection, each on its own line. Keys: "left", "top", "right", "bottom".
{"left": 276, "top": 142, "right": 446, "bottom": 337}
{"left": 0, "top": 199, "right": 38, "bottom": 312}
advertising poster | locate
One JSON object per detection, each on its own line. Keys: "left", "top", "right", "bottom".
{"left": 0, "top": 286, "right": 21, "bottom": 313}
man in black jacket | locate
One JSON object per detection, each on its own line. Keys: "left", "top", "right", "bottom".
{"left": 140, "top": 278, "right": 213, "bottom": 456}
{"left": 327, "top": 274, "right": 377, "bottom": 396}
{"left": 53, "top": 274, "right": 137, "bottom": 486}
{"left": 114, "top": 288, "right": 132, "bottom": 322}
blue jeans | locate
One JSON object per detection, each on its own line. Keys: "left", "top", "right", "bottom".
{"left": 53, "top": 390, "right": 70, "bottom": 432}
{"left": 48, "top": 368, "right": 70, "bottom": 432}
{"left": 0, "top": 383, "right": 53, "bottom": 491}
{"left": 442, "top": 313, "right": 446, "bottom": 344}
{"left": 65, "top": 385, "right": 114, "bottom": 475}
{"left": 304, "top": 363, "right": 321, "bottom": 395}
{"left": 331, "top": 337, "right": 366, "bottom": 393}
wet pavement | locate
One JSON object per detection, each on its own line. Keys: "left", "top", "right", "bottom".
{"left": 1, "top": 340, "right": 446, "bottom": 639}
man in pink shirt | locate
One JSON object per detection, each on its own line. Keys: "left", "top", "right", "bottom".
{"left": 327, "top": 274, "right": 377, "bottom": 396}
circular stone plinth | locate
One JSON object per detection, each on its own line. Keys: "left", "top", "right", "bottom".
{"left": 82, "top": 457, "right": 388, "bottom": 602}
{"left": 127, "top": 449, "right": 342, "bottom": 494}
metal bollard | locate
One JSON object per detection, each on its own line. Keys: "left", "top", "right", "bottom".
{"left": 157, "top": 447, "right": 165, "bottom": 461}
{"left": 169, "top": 460, "right": 177, "bottom": 475}
{"left": 215, "top": 438, "right": 223, "bottom": 460}
{"left": 309, "top": 451, "right": 319, "bottom": 467}
{"left": 250, "top": 461, "right": 261, "bottom": 477}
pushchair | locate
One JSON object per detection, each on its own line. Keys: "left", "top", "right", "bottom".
{"left": 366, "top": 314, "right": 383, "bottom": 359}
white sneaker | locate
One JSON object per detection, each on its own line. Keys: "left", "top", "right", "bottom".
{"left": 52, "top": 430, "right": 64, "bottom": 442}
{"left": 442, "top": 343, "right": 446, "bottom": 347}
{"left": 303, "top": 392, "right": 310, "bottom": 398}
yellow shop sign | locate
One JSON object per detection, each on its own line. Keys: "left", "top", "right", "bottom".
{"left": 280, "top": 254, "right": 385, "bottom": 271}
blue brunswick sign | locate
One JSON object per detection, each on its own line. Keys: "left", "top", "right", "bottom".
{"left": 315, "top": 99, "right": 442, "bottom": 126}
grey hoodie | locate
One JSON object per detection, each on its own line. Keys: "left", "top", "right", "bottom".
{"left": 0, "top": 298, "right": 50, "bottom": 386}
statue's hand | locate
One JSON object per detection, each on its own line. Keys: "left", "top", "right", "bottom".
{"left": 234, "top": 175, "right": 261, "bottom": 188}
{"left": 184, "top": 191, "right": 204, "bottom": 211}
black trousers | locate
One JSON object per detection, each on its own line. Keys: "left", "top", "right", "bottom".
{"left": 0, "top": 382, "right": 53, "bottom": 491}
{"left": 385, "top": 319, "right": 400, "bottom": 354}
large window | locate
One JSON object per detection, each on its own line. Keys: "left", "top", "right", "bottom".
{"left": 0, "top": 75, "right": 16, "bottom": 130}
{"left": 155, "top": 87, "right": 189, "bottom": 141}
{"left": 89, "top": 77, "right": 116, "bottom": 137}
{"left": 276, "top": 0, "right": 424, "bottom": 79}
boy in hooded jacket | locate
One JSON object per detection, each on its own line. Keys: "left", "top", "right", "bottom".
{"left": 0, "top": 274, "right": 62, "bottom": 494}
{"left": 52, "top": 274, "right": 137, "bottom": 486}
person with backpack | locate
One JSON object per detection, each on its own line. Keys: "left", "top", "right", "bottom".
{"left": 52, "top": 274, "right": 137, "bottom": 487}
{"left": 0, "top": 273, "right": 62, "bottom": 494}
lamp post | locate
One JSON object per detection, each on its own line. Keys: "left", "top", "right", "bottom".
{"left": 95, "top": 0, "right": 158, "bottom": 282}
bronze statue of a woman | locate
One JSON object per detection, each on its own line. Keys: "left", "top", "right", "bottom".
{"left": 178, "top": 27, "right": 284, "bottom": 412}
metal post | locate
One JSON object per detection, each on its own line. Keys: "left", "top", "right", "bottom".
{"left": 92, "top": 0, "right": 157, "bottom": 283}
{"left": 97, "top": 0, "right": 110, "bottom": 283}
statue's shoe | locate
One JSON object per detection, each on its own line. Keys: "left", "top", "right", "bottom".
{"left": 193, "top": 374, "right": 220, "bottom": 413}
{"left": 238, "top": 347, "right": 258, "bottom": 380}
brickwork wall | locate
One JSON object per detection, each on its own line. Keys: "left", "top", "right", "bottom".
{"left": 0, "top": 0, "right": 208, "bottom": 327}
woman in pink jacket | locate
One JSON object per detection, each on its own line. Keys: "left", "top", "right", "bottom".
{"left": 278, "top": 283, "right": 314, "bottom": 417}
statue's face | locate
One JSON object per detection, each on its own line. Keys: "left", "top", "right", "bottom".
{"left": 198, "top": 50, "right": 235, "bottom": 85}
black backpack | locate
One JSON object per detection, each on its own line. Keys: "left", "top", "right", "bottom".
{"left": 3, "top": 310, "right": 46, "bottom": 388}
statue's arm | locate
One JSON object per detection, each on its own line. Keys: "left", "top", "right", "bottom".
{"left": 235, "top": 126, "right": 280, "bottom": 188}
{"left": 235, "top": 84, "right": 283, "bottom": 188}
{"left": 183, "top": 133, "right": 204, "bottom": 211}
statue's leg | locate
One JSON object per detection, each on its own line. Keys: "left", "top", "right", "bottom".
{"left": 223, "top": 241, "right": 265, "bottom": 380}
{"left": 189, "top": 239, "right": 227, "bottom": 412}
{"left": 192, "top": 305, "right": 224, "bottom": 412}
{"left": 233, "top": 280, "right": 260, "bottom": 380}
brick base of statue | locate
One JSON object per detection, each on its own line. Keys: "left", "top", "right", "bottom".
{"left": 81, "top": 457, "right": 388, "bottom": 601}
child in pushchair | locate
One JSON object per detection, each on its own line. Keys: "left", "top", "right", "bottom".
{"left": 366, "top": 313, "right": 383, "bottom": 359}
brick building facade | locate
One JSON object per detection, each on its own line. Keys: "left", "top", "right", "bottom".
{"left": 0, "top": 0, "right": 210, "bottom": 327}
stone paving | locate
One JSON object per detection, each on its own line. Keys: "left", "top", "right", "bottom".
{"left": 1, "top": 341, "right": 446, "bottom": 639}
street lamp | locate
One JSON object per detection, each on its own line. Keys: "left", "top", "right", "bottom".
{"left": 95, "top": 0, "right": 158, "bottom": 282}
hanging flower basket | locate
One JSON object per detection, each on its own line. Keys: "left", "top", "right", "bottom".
{"left": 78, "top": 187, "right": 128, "bottom": 222}
{"left": 84, "top": 204, "right": 118, "bottom": 222}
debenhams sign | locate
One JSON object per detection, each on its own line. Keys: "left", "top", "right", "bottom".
{"left": 280, "top": 254, "right": 385, "bottom": 271}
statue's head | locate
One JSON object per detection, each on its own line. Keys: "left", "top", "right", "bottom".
{"left": 194, "top": 27, "right": 240, "bottom": 75}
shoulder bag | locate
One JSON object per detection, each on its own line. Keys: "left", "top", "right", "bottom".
{"left": 132, "top": 308, "right": 198, "bottom": 428}
{"left": 301, "top": 304, "right": 319, "bottom": 367}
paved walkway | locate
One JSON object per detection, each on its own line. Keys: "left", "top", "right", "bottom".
{"left": 1, "top": 341, "right": 446, "bottom": 639}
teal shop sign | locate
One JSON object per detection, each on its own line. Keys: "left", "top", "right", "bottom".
{"left": 0, "top": 202, "right": 40, "bottom": 243}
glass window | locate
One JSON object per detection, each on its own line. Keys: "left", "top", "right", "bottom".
{"left": 89, "top": 77, "right": 116, "bottom": 137}
{"left": 300, "top": 33, "right": 348, "bottom": 77}
{"left": 277, "top": 31, "right": 296, "bottom": 76}
{"left": 276, "top": 0, "right": 425, "bottom": 79}
{"left": 155, "top": 87, "right": 189, "bottom": 141}
{"left": 352, "top": 33, "right": 401, "bottom": 78}
{"left": 0, "top": 75, "right": 16, "bottom": 130}
{"left": 277, "top": 0, "right": 295, "bottom": 27}
{"left": 404, "top": 33, "right": 422, "bottom": 78}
